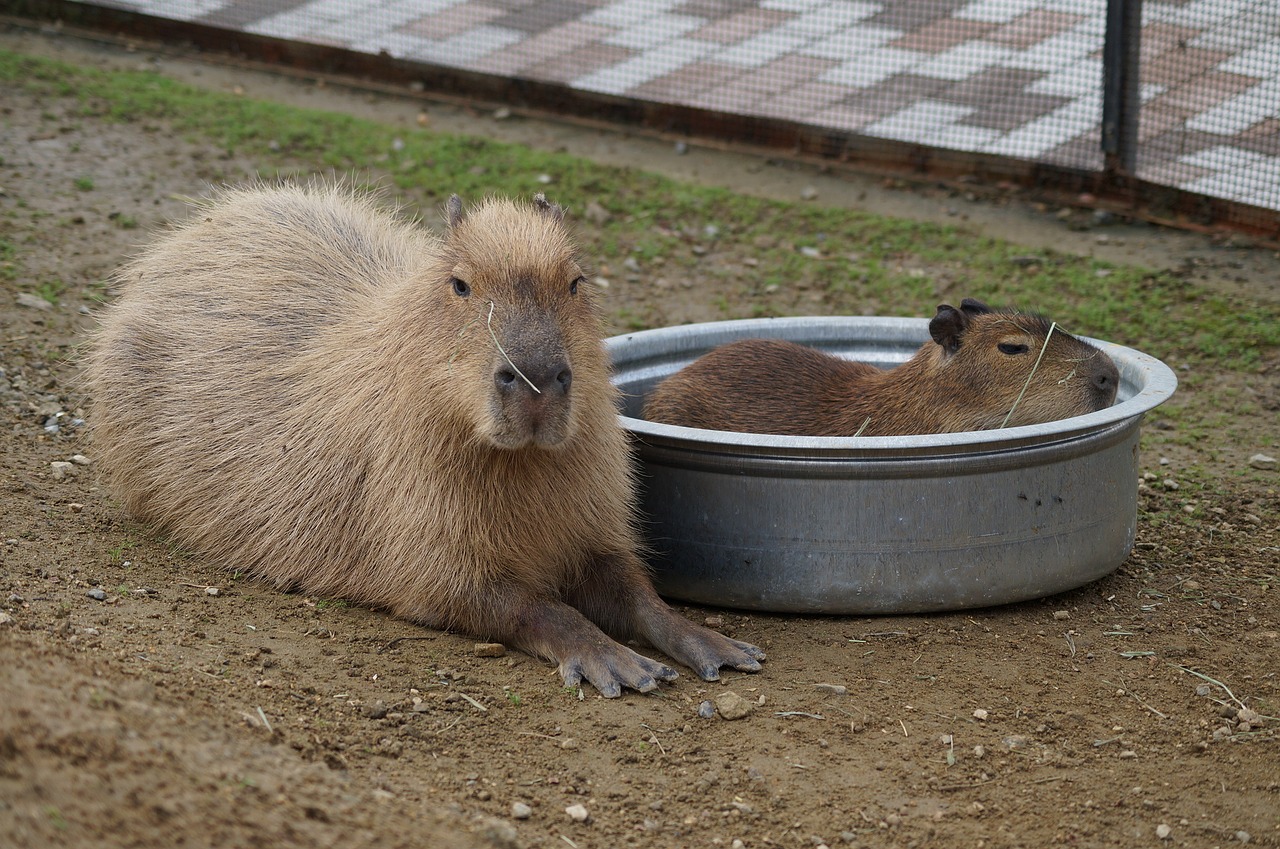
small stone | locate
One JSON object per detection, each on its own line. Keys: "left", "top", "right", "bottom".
{"left": 814, "top": 683, "right": 847, "bottom": 695}
{"left": 511, "top": 802, "right": 532, "bottom": 820}
{"left": 972, "top": 745, "right": 985, "bottom": 758}
{"left": 799, "top": 246, "right": 822, "bottom": 258}
{"left": 17, "top": 292, "right": 53, "bottom": 311}
{"left": 565, "top": 803, "right": 589, "bottom": 823}
{"left": 70, "top": 454, "right": 92, "bottom": 465}
{"left": 800, "top": 185, "right": 818, "bottom": 200}
{"left": 474, "top": 642, "right": 506, "bottom": 658}
{"left": 87, "top": 588, "right": 107, "bottom": 601}
{"left": 1118, "top": 750, "right": 1137, "bottom": 759}
{"left": 1156, "top": 823, "right": 1172, "bottom": 839}
{"left": 697, "top": 700, "right": 715, "bottom": 719}
{"left": 559, "top": 738, "right": 578, "bottom": 750}
{"left": 673, "top": 141, "right": 688, "bottom": 155}
{"left": 704, "top": 615, "right": 724, "bottom": 628}
{"left": 583, "top": 201, "right": 611, "bottom": 225}
{"left": 716, "top": 691, "right": 754, "bottom": 721}
{"left": 1248, "top": 453, "right": 1276, "bottom": 470}
{"left": 1235, "top": 831, "right": 1252, "bottom": 843}
{"left": 973, "top": 709, "right": 989, "bottom": 721}
{"left": 205, "top": 586, "right": 220, "bottom": 596}
{"left": 1183, "top": 580, "right": 1202, "bottom": 591}
{"left": 1195, "top": 684, "right": 1211, "bottom": 697}
{"left": 0, "top": 612, "right": 14, "bottom": 626}
{"left": 49, "top": 461, "right": 75, "bottom": 480}
{"left": 1052, "top": 610, "right": 1069, "bottom": 621}
{"left": 493, "top": 107, "right": 511, "bottom": 120}
{"left": 67, "top": 503, "right": 85, "bottom": 513}
{"left": 536, "top": 174, "right": 552, "bottom": 184}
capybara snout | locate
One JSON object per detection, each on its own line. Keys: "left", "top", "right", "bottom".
{"left": 484, "top": 309, "right": 576, "bottom": 448}
{"left": 87, "top": 183, "right": 764, "bottom": 699}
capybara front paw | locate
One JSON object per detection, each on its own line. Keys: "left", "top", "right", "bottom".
{"left": 661, "top": 623, "right": 766, "bottom": 682}
{"left": 559, "top": 646, "right": 678, "bottom": 698}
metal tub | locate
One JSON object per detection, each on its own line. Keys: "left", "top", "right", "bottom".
{"left": 606, "top": 317, "right": 1178, "bottom": 614}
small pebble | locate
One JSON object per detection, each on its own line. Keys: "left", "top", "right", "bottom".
{"left": 716, "top": 691, "right": 754, "bottom": 721}
{"left": 205, "top": 586, "right": 221, "bottom": 596}
{"left": 49, "top": 461, "right": 75, "bottom": 480}
{"left": 1118, "top": 750, "right": 1137, "bottom": 759}
{"left": 973, "top": 709, "right": 989, "bottom": 721}
{"left": 565, "top": 803, "right": 589, "bottom": 823}
{"left": 492, "top": 107, "right": 511, "bottom": 120}
{"left": 1052, "top": 610, "right": 1069, "bottom": 620}
{"left": 800, "top": 185, "right": 818, "bottom": 200}
{"left": 814, "top": 683, "right": 847, "bottom": 695}
{"left": 1183, "top": 580, "right": 1201, "bottom": 591}
{"left": 1248, "top": 453, "right": 1276, "bottom": 471}
{"left": 704, "top": 615, "right": 724, "bottom": 628}
{"left": 697, "top": 700, "right": 715, "bottom": 719}
{"left": 673, "top": 141, "right": 688, "bottom": 155}
{"left": 1156, "top": 823, "right": 1171, "bottom": 839}
{"left": 511, "top": 802, "right": 532, "bottom": 820}
{"left": 799, "top": 246, "right": 822, "bottom": 258}
{"left": 1195, "top": 684, "right": 1211, "bottom": 697}
{"left": 559, "top": 738, "right": 578, "bottom": 750}
{"left": 17, "top": 292, "right": 53, "bottom": 311}
{"left": 87, "top": 588, "right": 107, "bottom": 601}
{"left": 474, "top": 642, "right": 506, "bottom": 658}
{"left": 70, "top": 454, "right": 92, "bottom": 465}
{"left": 1235, "top": 830, "right": 1252, "bottom": 843}
{"left": 0, "top": 612, "right": 14, "bottom": 626}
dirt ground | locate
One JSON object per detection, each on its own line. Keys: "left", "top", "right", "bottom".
{"left": 2, "top": 25, "right": 1278, "bottom": 849}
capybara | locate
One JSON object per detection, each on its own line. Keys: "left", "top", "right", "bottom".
{"left": 643, "top": 299, "right": 1119, "bottom": 436}
{"left": 86, "top": 183, "right": 764, "bottom": 697}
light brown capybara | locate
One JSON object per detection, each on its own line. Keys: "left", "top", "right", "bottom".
{"left": 643, "top": 298, "right": 1119, "bottom": 436}
{"left": 85, "top": 183, "right": 763, "bottom": 697}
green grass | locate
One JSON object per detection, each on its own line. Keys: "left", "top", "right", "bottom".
{"left": 1, "top": 47, "right": 1276, "bottom": 379}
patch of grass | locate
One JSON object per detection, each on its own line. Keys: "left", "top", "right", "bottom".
{"left": 73, "top": 175, "right": 95, "bottom": 191}
{"left": 314, "top": 598, "right": 349, "bottom": 611}
{"left": 31, "top": 278, "right": 68, "bottom": 304}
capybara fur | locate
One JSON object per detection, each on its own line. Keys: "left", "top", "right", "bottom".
{"left": 644, "top": 299, "right": 1119, "bottom": 436}
{"left": 86, "top": 183, "right": 763, "bottom": 697}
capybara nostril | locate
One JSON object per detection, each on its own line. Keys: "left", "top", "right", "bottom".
{"left": 495, "top": 368, "right": 518, "bottom": 391}
{"left": 555, "top": 366, "right": 572, "bottom": 394}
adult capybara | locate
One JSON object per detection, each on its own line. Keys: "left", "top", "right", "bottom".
{"left": 86, "top": 183, "right": 763, "bottom": 697}
{"left": 644, "top": 299, "right": 1119, "bottom": 436}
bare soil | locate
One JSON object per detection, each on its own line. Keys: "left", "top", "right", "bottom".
{"left": 2, "top": 26, "right": 1278, "bottom": 849}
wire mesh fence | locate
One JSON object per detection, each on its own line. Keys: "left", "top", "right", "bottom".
{"left": 39, "top": 0, "right": 1280, "bottom": 220}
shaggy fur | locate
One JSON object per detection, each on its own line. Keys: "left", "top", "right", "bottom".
{"left": 86, "top": 183, "right": 764, "bottom": 697}
{"left": 644, "top": 298, "right": 1119, "bottom": 436}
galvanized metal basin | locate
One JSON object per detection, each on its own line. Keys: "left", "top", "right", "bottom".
{"left": 606, "top": 317, "right": 1177, "bottom": 614}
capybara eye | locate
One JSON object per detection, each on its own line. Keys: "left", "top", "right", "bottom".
{"left": 998, "top": 342, "right": 1029, "bottom": 355}
{"left": 451, "top": 277, "right": 471, "bottom": 297}
{"left": 570, "top": 276, "right": 584, "bottom": 296}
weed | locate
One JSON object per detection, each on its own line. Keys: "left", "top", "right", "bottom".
{"left": 73, "top": 175, "right": 94, "bottom": 191}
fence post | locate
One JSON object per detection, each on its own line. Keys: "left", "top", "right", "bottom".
{"left": 1102, "top": 0, "right": 1142, "bottom": 174}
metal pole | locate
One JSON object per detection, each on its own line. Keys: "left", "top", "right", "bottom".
{"left": 1102, "top": 0, "right": 1142, "bottom": 174}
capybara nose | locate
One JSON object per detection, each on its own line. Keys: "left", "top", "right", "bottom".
{"left": 1092, "top": 358, "right": 1120, "bottom": 405}
{"left": 495, "top": 361, "right": 572, "bottom": 396}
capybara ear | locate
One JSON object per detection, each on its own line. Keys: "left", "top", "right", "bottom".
{"left": 533, "top": 193, "right": 565, "bottom": 223}
{"left": 929, "top": 304, "right": 970, "bottom": 354}
{"left": 446, "top": 194, "right": 464, "bottom": 229}
{"left": 959, "top": 298, "right": 992, "bottom": 316}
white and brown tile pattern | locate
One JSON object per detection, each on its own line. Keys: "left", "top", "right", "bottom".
{"left": 83, "top": 0, "right": 1280, "bottom": 210}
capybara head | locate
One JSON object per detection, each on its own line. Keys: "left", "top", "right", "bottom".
{"left": 431, "top": 194, "right": 602, "bottom": 450}
{"left": 926, "top": 298, "right": 1119, "bottom": 429}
